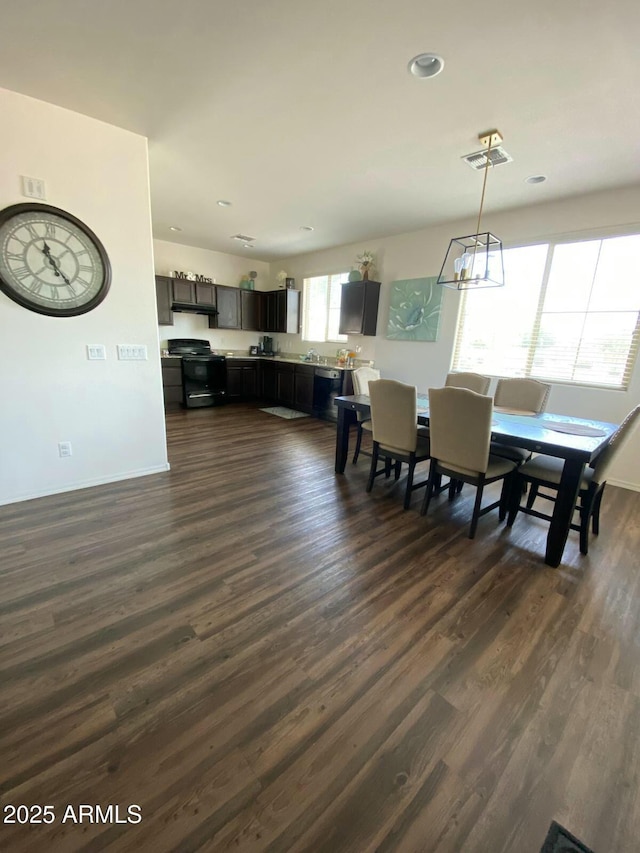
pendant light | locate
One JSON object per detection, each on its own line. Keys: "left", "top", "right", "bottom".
{"left": 437, "top": 130, "right": 505, "bottom": 290}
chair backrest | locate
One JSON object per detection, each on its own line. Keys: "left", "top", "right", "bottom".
{"left": 369, "top": 379, "right": 418, "bottom": 453}
{"left": 445, "top": 371, "right": 491, "bottom": 395}
{"left": 352, "top": 366, "right": 381, "bottom": 396}
{"left": 428, "top": 386, "right": 493, "bottom": 474}
{"left": 591, "top": 405, "right": 640, "bottom": 485}
{"left": 494, "top": 377, "right": 551, "bottom": 414}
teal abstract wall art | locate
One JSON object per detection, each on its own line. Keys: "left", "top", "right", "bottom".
{"left": 386, "top": 276, "right": 443, "bottom": 341}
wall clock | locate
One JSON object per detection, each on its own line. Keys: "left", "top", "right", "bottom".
{"left": 0, "top": 202, "right": 111, "bottom": 317}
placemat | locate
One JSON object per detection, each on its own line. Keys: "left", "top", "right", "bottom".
{"left": 547, "top": 422, "right": 607, "bottom": 437}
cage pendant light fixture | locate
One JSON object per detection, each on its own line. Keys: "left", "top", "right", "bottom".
{"left": 437, "top": 130, "right": 505, "bottom": 290}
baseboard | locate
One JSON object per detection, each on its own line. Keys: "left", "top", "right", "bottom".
{"left": 608, "top": 477, "right": 640, "bottom": 492}
{"left": 0, "top": 463, "right": 171, "bottom": 507}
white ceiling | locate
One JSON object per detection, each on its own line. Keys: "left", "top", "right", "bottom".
{"left": 1, "top": 0, "right": 639, "bottom": 260}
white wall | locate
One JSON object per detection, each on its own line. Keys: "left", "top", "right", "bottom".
{"left": 153, "top": 239, "right": 273, "bottom": 352}
{"left": 0, "top": 88, "right": 168, "bottom": 505}
{"left": 279, "top": 186, "right": 640, "bottom": 490}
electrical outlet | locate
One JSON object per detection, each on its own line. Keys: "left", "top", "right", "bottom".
{"left": 58, "top": 441, "right": 72, "bottom": 458}
{"left": 87, "top": 344, "right": 106, "bottom": 360}
{"left": 117, "top": 345, "right": 148, "bottom": 360}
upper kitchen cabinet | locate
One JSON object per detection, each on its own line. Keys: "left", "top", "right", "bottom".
{"left": 212, "top": 285, "right": 241, "bottom": 329}
{"left": 339, "top": 280, "right": 381, "bottom": 336}
{"left": 264, "top": 289, "right": 299, "bottom": 334}
{"left": 241, "top": 289, "right": 263, "bottom": 331}
{"left": 155, "top": 276, "right": 174, "bottom": 326}
{"left": 169, "top": 278, "right": 216, "bottom": 308}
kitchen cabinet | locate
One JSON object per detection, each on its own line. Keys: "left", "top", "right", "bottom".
{"left": 294, "top": 364, "right": 315, "bottom": 412}
{"left": 241, "top": 290, "right": 263, "bottom": 331}
{"left": 210, "top": 285, "right": 241, "bottom": 330}
{"left": 339, "top": 280, "right": 380, "bottom": 336}
{"left": 264, "top": 290, "right": 299, "bottom": 334}
{"left": 261, "top": 360, "right": 277, "bottom": 400}
{"left": 276, "top": 362, "right": 295, "bottom": 406}
{"left": 226, "top": 359, "right": 259, "bottom": 400}
{"left": 171, "top": 279, "right": 216, "bottom": 307}
{"left": 155, "top": 276, "right": 174, "bottom": 326}
{"left": 161, "top": 357, "right": 182, "bottom": 408}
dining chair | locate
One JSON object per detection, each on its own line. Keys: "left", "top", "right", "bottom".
{"left": 420, "top": 386, "right": 517, "bottom": 538}
{"left": 507, "top": 405, "right": 640, "bottom": 554}
{"left": 351, "top": 366, "right": 381, "bottom": 464}
{"left": 445, "top": 371, "right": 491, "bottom": 395}
{"left": 491, "top": 377, "right": 552, "bottom": 464}
{"left": 366, "top": 379, "right": 431, "bottom": 510}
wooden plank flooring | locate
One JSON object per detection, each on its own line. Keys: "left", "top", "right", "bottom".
{"left": 1, "top": 402, "right": 639, "bottom": 852}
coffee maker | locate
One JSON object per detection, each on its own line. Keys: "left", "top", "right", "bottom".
{"left": 260, "top": 336, "right": 274, "bottom": 356}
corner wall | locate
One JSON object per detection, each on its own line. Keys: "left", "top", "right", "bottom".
{"left": 0, "top": 88, "right": 168, "bottom": 505}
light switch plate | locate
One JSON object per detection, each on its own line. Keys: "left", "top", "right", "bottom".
{"left": 87, "top": 344, "right": 107, "bottom": 360}
{"left": 21, "top": 175, "right": 46, "bottom": 199}
{"left": 117, "top": 344, "right": 148, "bottom": 361}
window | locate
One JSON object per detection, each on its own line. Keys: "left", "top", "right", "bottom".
{"left": 302, "top": 272, "right": 349, "bottom": 342}
{"left": 452, "top": 234, "right": 640, "bottom": 389}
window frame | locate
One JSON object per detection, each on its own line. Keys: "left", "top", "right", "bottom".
{"left": 451, "top": 231, "right": 640, "bottom": 391}
{"left": 301, "top": 271, "right": 350, "bottom": 344}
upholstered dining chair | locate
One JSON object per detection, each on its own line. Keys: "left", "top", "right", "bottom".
{"left": 366, "top": 379, "right": 430, "bottom": 510}
{"left": 507, "top": 405, "right": 640, "bottom": 554}
{"left": 491, "top": 377, "right": 552, "bottom": 464}
{"left": 420, "top": 386, "right": 517, "bottom": 538}
{"left": 445, "top": 371, "right": 491, "bottom": 395}
{"left": 351, "top": 366, "right": 381, "bottom": 464}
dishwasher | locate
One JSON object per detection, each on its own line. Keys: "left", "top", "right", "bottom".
{"left": 313, "top": 367, "right": 344, "bottom": 422}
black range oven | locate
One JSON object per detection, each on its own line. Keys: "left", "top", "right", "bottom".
{"left": 167, "top": 338, "right": 227, "bottom": 408}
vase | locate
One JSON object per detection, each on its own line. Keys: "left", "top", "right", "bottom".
{"left": 361, "top": 264, "right": 370, "bottom": 281}
{"left": 348, "top": 269, "right": 362, "bottom": 282}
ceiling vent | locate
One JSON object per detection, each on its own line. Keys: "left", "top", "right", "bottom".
{"left": 231, "top": 233, "right": 256, "bottom": 243}
{"left": 462, "top": 146, "right": 513, "bottom": 170}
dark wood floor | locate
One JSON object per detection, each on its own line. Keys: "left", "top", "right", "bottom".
{"left": 1, "top": 403, "right": 639, "bottom": 853}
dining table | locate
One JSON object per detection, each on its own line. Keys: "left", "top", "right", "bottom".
{"left": 334, "top": 393, "right": 618, "bottom": 568}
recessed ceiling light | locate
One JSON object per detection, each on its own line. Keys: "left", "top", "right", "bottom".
{"left": 169, "top": 225, "right": 182, "bottom": 232}
{"left": 525, "top": 175, "right": 547, "bottom": 184}
{"left": 408, "top": 53, "right": 444, "bottom": 79}
{"left": 300, "top": 225, "right": 314, "bottom": 231}
{"left": 217, "top": 200, "right": 232, "bottom": 207}
{"left": 243, "top": 244, "right": 253, "bottom": 249}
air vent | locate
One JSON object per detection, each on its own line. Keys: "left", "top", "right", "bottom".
{"left": 462, "top": 146, "right": 513, "bottom": 170}
{"left": 230, "top": 234, "right": 256, "bottom": 242}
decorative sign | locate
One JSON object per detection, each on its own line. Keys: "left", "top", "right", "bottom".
{"left": 386, "top": 276, "right": 443, "bottom": 341}
{"left": 173, "top": 270, "right": 213, "bottom": 283}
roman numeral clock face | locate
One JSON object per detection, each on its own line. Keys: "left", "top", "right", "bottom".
{"left": 0, "top": 203, "right": 111, "bottom": 317}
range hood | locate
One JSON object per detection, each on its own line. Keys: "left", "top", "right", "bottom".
{"left": 171, "top": 302, "right": 219, "bottom": 316}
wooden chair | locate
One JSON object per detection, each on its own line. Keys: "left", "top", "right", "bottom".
{"left": 491, "top": 378, "right": 552, "bottom": 464}
{"left": 445, "top": 371, "right": 491, "bottom": 395}
{"left": 420, "top": 386, "right": 517, "bottom": 538}
{"left": 507, "top": 405, "right": 640, "bottom": 554}
{"left": 351, "top": 366, "right": 380, "bottom": 464}
{"left": 366, "top": 379, "right": 430, "bottom": 510}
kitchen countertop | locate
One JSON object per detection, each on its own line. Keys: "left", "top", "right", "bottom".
{"left": 162, "top": 353, "right": 360, "bottom": 370}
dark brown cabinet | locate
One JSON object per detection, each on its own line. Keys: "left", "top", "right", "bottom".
{"left": 241, "top": 290, "right": 263, "bottom": 331}
{"left": 195, "top": 282, "right": 216, "bottom": 306}
{"left": 339, "top": 280, "right": 381, "bottom": 336}
{"left": 294, "top": 364, "right": 315, "bottom": 412}
{"left": 155, "top": 276, "right": 174, "bottom": 326}
{"left": 264, "top": 290, "right": 299, "bottom": 334}
{"left": 211, "top": 285, "right": 241, "bottom": 330}
{"left": 276, "top": 362, "right": 295, "bottom": 406}
{"left": 261, "top": 360, "right": 277, "bottom": 400}
{"left": 168, "top": 278, "right": 217, "bottom": 307}
{"left": 160, "top": 357, "right": 183, "bottom": 408}
{"left": 226, "top": 359, "right": 259, "bottom": 399}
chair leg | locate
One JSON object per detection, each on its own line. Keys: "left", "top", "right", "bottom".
{"left": 592, "top": 484, "right": 605, "bottom": 536}
{"left": 420, "top": 461, "right": 438, "bottom": 516}
{"left": 469, "top": 481, "right": 485, "bottom": 539}
{"left": 384, "top": 458, "right": 392, "bottom": 478}
{"left": 498, "top": 475, "right": 511, "bottom": 521}
{"left": 366, "top": 444, "right": 379, "bottom": 493}
{"left": 448, "top": 479, "right": 457, "bottom": 501}
{"left": 352, "top": 424, "right": 363, "bottom": 464}
{"left": 507, "top": 475, "right": 521, "bottom": 527}
{"left": 404, "top": 458, "right": 416, "bottom": 510}
{"left": 526, "top": 483, "right": 539, "bottom": 510}
{"left": 394, "top": 460, "right": 402, "bottom": 481}
{"left": 456, "top": 480, "right": 463, "bottom": 494}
